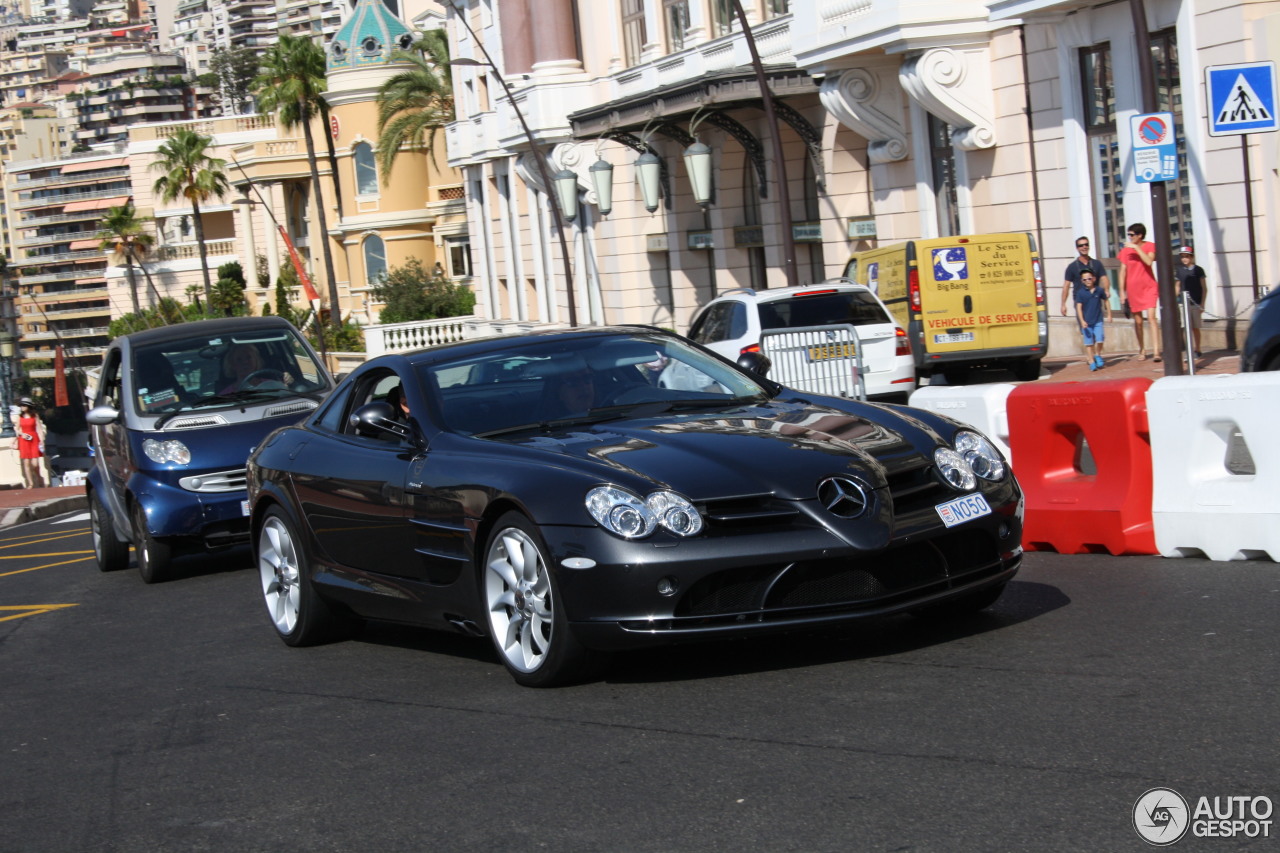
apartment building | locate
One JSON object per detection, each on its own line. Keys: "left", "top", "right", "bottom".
{"left": 3, "top": 150, "right": 127, "bottom": 378}
{"left": 70, "top": 49, "right": 189, "bottom": 146}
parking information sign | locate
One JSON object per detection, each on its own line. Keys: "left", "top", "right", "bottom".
{"left": 1129, "top": 112, "right": 1179, "bottom": 183}
{"left": 1206, "top": 62, "right": 1278, "bottom": 136}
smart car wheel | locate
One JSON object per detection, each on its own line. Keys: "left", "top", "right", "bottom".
{"left": 258, "top": 506, "right": 346, "bottom": 646}
{"left": 131, "top": 502, "right": 173, "bottom": 584}
{"left": 90, "top": 489, "right": 128, "bottom": 573}
{"left": 482, "top": 512, "right": 601, "bottom": 687}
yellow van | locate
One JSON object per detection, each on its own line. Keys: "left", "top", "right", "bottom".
{"left": 843, "top": 232, "right": 1047, "bottom": 382}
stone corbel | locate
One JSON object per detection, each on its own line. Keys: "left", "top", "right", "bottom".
{"left": 550, "top": 141, "right": 602, "bottom": 205}
{"left": 899, "top": 46, "right": 996, "bottom": 150}
{"left": 819, "top": 65, "right": 909, "bottom": 164}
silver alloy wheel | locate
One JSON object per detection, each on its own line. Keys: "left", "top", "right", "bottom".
{"left": 484, "top": 526, "right": 553, "bottom": 673}
{"left": 259, "top": 515, "right": 302, "bottom": 635}
{"left": 90, "top": 499, "right": 105, "bottom": 558}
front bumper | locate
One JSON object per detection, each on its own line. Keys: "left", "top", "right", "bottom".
{"left": 543, "top": 493, "right": 1023, "bottom": 651}
{"left": 131, "top": 474, "right": 252, "bottom": 548}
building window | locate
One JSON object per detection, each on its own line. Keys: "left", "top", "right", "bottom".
{"left": 712, "top": 0, "right": 734, "bottom": 36}
{"left": 354, "top": 142, "right": 378, "bottom": 195}
{"left": 1080, "top": 43, "right": 1120, "bottom": 259}
{"left": 765, "top": 0, "right": 790, "bottom": 18}
{"left": 802, "top": 155, "right": 824, "bottom": 283}
{"left": 621, "top": 0, "right": 646, "bottom": 67}
{"left": 742, "top": 158, "right": 766, "bottom": 291}
{"left": 663, "top": 0, "right": 688, "bottom": 53}
{"left": 447, "top": 236, "right": 472, "bottom": 278}
{"left": 1151, "top": 28, "right": 1192, "bottom": 249}
{"left": 928, "top": 114, "right": 959, "bottom": 237}
{"left": 363, "top": 234, "right": 387, "bottom": 284}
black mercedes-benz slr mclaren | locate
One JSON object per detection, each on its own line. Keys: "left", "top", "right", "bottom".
{"left": 247, "top": 326, "right": 1023, "bottom": 686}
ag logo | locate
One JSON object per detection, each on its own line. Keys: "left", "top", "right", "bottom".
{"left": 1134, "top": 788, "right": 1190, "bottom": 845}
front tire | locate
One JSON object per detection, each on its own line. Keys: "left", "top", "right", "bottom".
{"left": 90, "top": 489, "right": 129, "bottom": 573}
{"left": 482, "top": 512, "right": 602, "bottom": 687}
{"left": 132, "top": 502, "right": 173, "bottom": 584}
{"left": 257, "top": 505, "right": 346, "bottom": 646}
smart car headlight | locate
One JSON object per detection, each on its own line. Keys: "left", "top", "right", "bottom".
{"left": 954, "top": 430, "right": 1005, "bottom": 481}
{"left": 586, "top": 486, "right": 703, "bottom": 539}
{"left": 934, "top": 447, "right": 976, "bottom": 491}
{"left": 142, "top": 438, "right": 191, "bottom": 465}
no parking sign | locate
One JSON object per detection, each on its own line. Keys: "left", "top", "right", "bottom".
{"left": 1129, "top": 112, "right": 1179, "bottom": 183}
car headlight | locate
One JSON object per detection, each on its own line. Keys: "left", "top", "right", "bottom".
{"left": 934, "top": 447, "right": 976, "bottom": 490}
{"left": 954, "top": 430, "right": 1005, "bottom": 481}
{"left": 586, "top": 486, "right": 703, "bottom": 539}
{"left": 142, "top": 438, "right": 191, "bottom": 465}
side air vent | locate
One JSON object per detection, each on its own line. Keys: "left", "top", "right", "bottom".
{"left": 166, "top": 415, "right": 229, "bottom": 430}
{"left": 266, "top": 400, "right": 319, "bottom": 418}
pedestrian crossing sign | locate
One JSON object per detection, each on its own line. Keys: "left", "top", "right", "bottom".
{"left": 1206, "top": 62, "right": 1278, "bottom": 136}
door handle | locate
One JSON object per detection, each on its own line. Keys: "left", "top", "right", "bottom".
{"left": 964, "top": 295, "right": 973, "bottom": 313}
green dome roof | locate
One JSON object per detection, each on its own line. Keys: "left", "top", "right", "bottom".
{"left": 327, "top": 0, "right": 415, "bottom": 72}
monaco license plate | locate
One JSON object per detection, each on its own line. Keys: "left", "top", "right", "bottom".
{"left": 807, "top": 342, "right": 857, "bottom": 361}
{"left": 935, "top": 493, "right": 991, "bottom": 527}
{"left": 933, "top": 332, "right": 975, "bottom": 344}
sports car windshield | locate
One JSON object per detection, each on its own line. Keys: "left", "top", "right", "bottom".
{"left": 422, "top": 332, "right": 772, "bottom": 436}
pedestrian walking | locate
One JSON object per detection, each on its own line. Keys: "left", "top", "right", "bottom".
{"left": 1118, "top": 222, "right": 1161, "bottom": 362}
{"left": 1174, "top": 246, "right": 1206, "bottom": 358}
{"left": 13, "top": 398, "right": 46, "bottom": 489}
{"left": 1060, "top": 235, "right": 1111, "bottom": 318}
{"left": 1075, "top": 270, "right": 1112, "bottom": 370}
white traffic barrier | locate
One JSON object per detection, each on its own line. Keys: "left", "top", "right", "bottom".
{"left": 1147, "top": 372, "right": 1280, "bottom": 561}
{"left": 908, "top": 383, "right": 1017, "bottom": 463}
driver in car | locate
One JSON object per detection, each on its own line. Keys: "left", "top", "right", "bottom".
{"left": 221, "top": 343, "right": 292, "bottom": 393}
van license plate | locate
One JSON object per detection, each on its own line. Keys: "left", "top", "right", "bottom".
{"left": 935, "top": 493, "right": 991, "bottom": 527}
{"left": 807, "top": 343, "right": 857, "bottom": 361}
{"left": 933, "top": 332, "right": 975, "bottom": 344}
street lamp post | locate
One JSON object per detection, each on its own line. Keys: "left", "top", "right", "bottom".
{"left": 451, "top": 18, "right": 579, "bottom": 327}
{"left": 0, "top": 332, "right": 15, "bottom": 440}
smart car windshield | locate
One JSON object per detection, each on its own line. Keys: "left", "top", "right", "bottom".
{"left": 133, "top": 328, "right": 329, "bottom": 417}
{"left": 422, "top": 332, "right": 771, "bottom": 436}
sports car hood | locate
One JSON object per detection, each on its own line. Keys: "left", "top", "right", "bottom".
{"left": 498, "top": 399, "right": 946, "bottom": 500}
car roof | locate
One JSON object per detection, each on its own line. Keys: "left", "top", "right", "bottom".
{"left": 116, "top": 316, "right": 301, "bottom": 348}
{"left": 712, "top": 281, "right": 871, "bottom": 303}
{"left": 394, "top": 325, "right": 678, "bottom": 367}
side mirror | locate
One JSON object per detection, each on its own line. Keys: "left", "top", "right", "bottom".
{"left": 86, "top": 404, "right": 120, "bottom": 426}
{"left": 350, "top": 401, "right": 413, "bottom": 442}
{"left": 736, "top": 351, "right": 772, "bottom": 377}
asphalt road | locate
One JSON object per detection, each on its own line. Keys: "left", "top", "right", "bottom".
{"left": 2, "top": 511, "right": 1277, "bottom": 852}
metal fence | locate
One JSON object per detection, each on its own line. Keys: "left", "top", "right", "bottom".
{"left": 760, "top": 323, "right": 866, "bottom": 400}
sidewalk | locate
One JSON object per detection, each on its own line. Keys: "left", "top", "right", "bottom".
{"left": 0, "top": 484, "right": 87, "bottom": 529}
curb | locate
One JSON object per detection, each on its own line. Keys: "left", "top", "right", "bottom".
{"left": 0, "top": 495, "right": 89, "bottom": 529}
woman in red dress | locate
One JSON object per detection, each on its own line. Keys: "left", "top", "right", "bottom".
{"left": 1118, "top": 222, "right": 1161, "bottom": 362}
{"left": 14, "top": 398, "right": 45, "bottom": 489}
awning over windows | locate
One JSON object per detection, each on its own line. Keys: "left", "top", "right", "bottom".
{"left": 60, "top": 157, "right": 127, "bottom": 175}
{"left": 60, "top": 196, "right": 129, "bottom": 212}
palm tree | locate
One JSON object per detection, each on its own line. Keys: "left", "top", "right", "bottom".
{"left": 375, "top": 30, "right": 454, "bottom": 181}
{"left": 150, "top": 130, "right": 229, "bottom": 307}
{"left": 252, "top": 33, "right": 341, "bottom": 329}
{"left": 99, "top": 202, "right": 158, "bottom": 315}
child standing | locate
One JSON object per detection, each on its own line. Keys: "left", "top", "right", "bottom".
{"left": 1075, "top": 270, "right": 1112, "bottom": 371}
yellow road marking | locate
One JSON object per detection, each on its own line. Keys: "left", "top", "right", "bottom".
{"left": 0, "top": 530, "right": 91, "bottom": 549}
{"left": 0, "top": 555, "right": 97, "bottom": 578}
{"left": 0, "top": 550, "right": 95, "bottom": 559}
{"left": 0, "top": 603, "right": 79, "bottom": 622}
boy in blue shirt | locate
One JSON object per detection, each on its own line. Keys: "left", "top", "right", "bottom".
{"left": 1075, "top": 269, "right": 1112, "bottom": 370}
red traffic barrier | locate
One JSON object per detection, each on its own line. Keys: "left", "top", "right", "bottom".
{"left": 1007, "top": 377, "right": 1156, "bottom": 555}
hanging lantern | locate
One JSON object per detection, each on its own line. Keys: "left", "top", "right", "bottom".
{"left": 589, "top": 158, "right": 614, "bottom": 216}
{"left": 683, "top": 141, "right": 713, "bottom": 207}
{"left": 552, "top": 168, "right": 579, "bottom": 223}
{"left": 635, "top": 150, "right": 661, "bottom": 213}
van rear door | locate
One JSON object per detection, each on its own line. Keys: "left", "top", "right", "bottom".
{"left": 916, "top": 234, "right": 1040, "bottom": 355}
